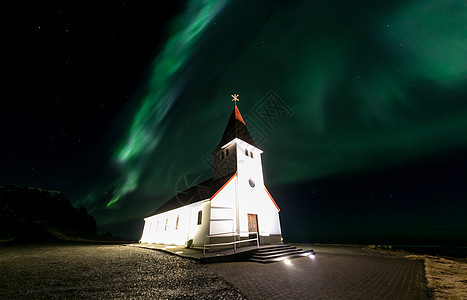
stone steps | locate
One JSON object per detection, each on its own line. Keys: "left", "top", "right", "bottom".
{"left": 248, "top": 244, "right": 315, "bottom": 263}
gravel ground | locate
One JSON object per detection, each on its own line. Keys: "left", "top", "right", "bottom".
{"left": 0, "top": 244, "right": 246, "bottom": 299}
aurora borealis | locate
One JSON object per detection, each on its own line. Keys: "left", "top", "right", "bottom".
{"left": 106, "top": 0, "right": 229, "bottom": 208}
{"left": 4, "top": 1, "right": 467, "bottom": 243}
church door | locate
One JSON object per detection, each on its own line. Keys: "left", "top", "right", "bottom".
{"left": 248, "top": 214, "right": 259, "bottom": 245}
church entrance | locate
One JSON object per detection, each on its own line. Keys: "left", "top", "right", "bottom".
{"left": 248, "top": 213, "right": 259, "bottom": 245}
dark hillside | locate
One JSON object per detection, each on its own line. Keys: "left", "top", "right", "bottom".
{"left": 0, "top": 186, "right": 96, "bottom": 242}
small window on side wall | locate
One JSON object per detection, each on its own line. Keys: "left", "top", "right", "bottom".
{"left": 164, "top": 218, "right": 168, "bottom": 231}
{"left": 226, "top": 148, "right": 229, "bottom": 156}
{"left": 175, "top": 215, "right": 179, "bottom": 230}
{"left": 245, "top": 149, "right": 249, "bottom": 156}
{"left": 250, "top": 152, "right": 254, "bottom": 158}
{"left": 197, "top": 210, "right": 202, "bottom": 225}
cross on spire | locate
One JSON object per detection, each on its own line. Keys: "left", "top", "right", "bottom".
{"left": 231, "top": 93, "right": 239, "bottom": 105}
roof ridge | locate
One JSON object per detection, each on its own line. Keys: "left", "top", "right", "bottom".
{"left": 146, "top": 172, "right": 237, "bottom": 217}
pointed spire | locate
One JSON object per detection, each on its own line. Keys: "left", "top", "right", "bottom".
{"left": 218, "top": 98, "right": 257, "bottom": 148}
{"left": 232, "top": 104, "right": 245, "bottom": 124}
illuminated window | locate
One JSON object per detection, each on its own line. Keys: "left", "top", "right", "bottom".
{"left": 245, "top": 149, "right": 249, "bottom": 156}
{"left": 164, "top": 218, "right": 168, "bottom": 231}
{"left": 250, "top": 152, "right": 254, "bottom": 158}
{"left": 175, "top": 215, "right": 179, "bottom": 230}
{"left": 226, "top": 148, "right": 229, "bottom": 156}
{"left": 197, "top": 210, "right": 202, "bottom": 225}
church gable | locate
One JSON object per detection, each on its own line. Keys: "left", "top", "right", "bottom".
{"left": 210, "top": 172, "right": 237, "bottom": 201}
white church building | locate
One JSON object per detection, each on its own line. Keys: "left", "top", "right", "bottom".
{"left": 140, "top": 97, "right": 282, "bottom": 248}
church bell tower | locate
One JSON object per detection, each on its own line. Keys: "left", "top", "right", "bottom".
{"left": 209, "top": 94, "right": 280, "bottom": 244}
{"left": 213, "top": 94, "right": 266, "bottom": 190}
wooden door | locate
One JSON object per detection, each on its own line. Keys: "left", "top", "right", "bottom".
{"left": 248, "top": 214, "right": 258, "bottom": 233}
{"left": 248, "top": 214, "right": 259, "bottom": 245}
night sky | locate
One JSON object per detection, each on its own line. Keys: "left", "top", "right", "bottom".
{"left": 4, "top": 1, "right": 467, "bottom": 245}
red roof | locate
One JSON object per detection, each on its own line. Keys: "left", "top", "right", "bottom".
{"left": 233, "top": 104, "right": 245, "bottom": 124}
{"left": 265, "top": 187, "right": 280, "bottom": 212}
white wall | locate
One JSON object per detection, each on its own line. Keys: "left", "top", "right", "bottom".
{"left": 140, "top": 200, "right": 210, "bottom": 246}
{"left": 192, "top": 201, "right": 211, "bottom": 247}
{"left": 235, "top": 140, "right": 282, "bottom": 238}
{"left": 210, "top": 175, "right": 237, "bottom": 236}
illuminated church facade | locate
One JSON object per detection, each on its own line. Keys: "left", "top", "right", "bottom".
{"left": 140, "top": 97, "right": 282, "bottom": 247}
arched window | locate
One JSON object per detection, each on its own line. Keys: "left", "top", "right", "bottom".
{"left": 197, "top": 210, "right": 202, "bottom": 225}
{"left": 175, "top": 215, "right": 179, "bottom": 230}
{"left": 250, "top": 152, "right": 254, "bottom": 158}
{"left": 245, "top": 149, "right": 249, "bottom": 156}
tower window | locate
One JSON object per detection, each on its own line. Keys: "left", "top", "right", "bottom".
{"left": 197, "top": 210, "right": 202, "bottom": 225}
{"left": 245, "top": 149, "right": 249, "bottom": 156}
{"left": 226, "top": 148, "right": 229, "bottom": 156}
{"left": 175, "top": 215, "right": 179, "bottom": 230}
{"left": 250, "top": 152, "right": 254, "bottom": 158}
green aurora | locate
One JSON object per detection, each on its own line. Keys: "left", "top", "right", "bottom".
{"left": 83, "top": 0, "right": 466, "bottom": 232}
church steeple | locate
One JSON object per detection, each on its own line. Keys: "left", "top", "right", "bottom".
{"left": 218, "top": 97, "right": 257, "bottom": 148}
{"left": 213, "top": 95, "right": 261, "bottom": 180}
